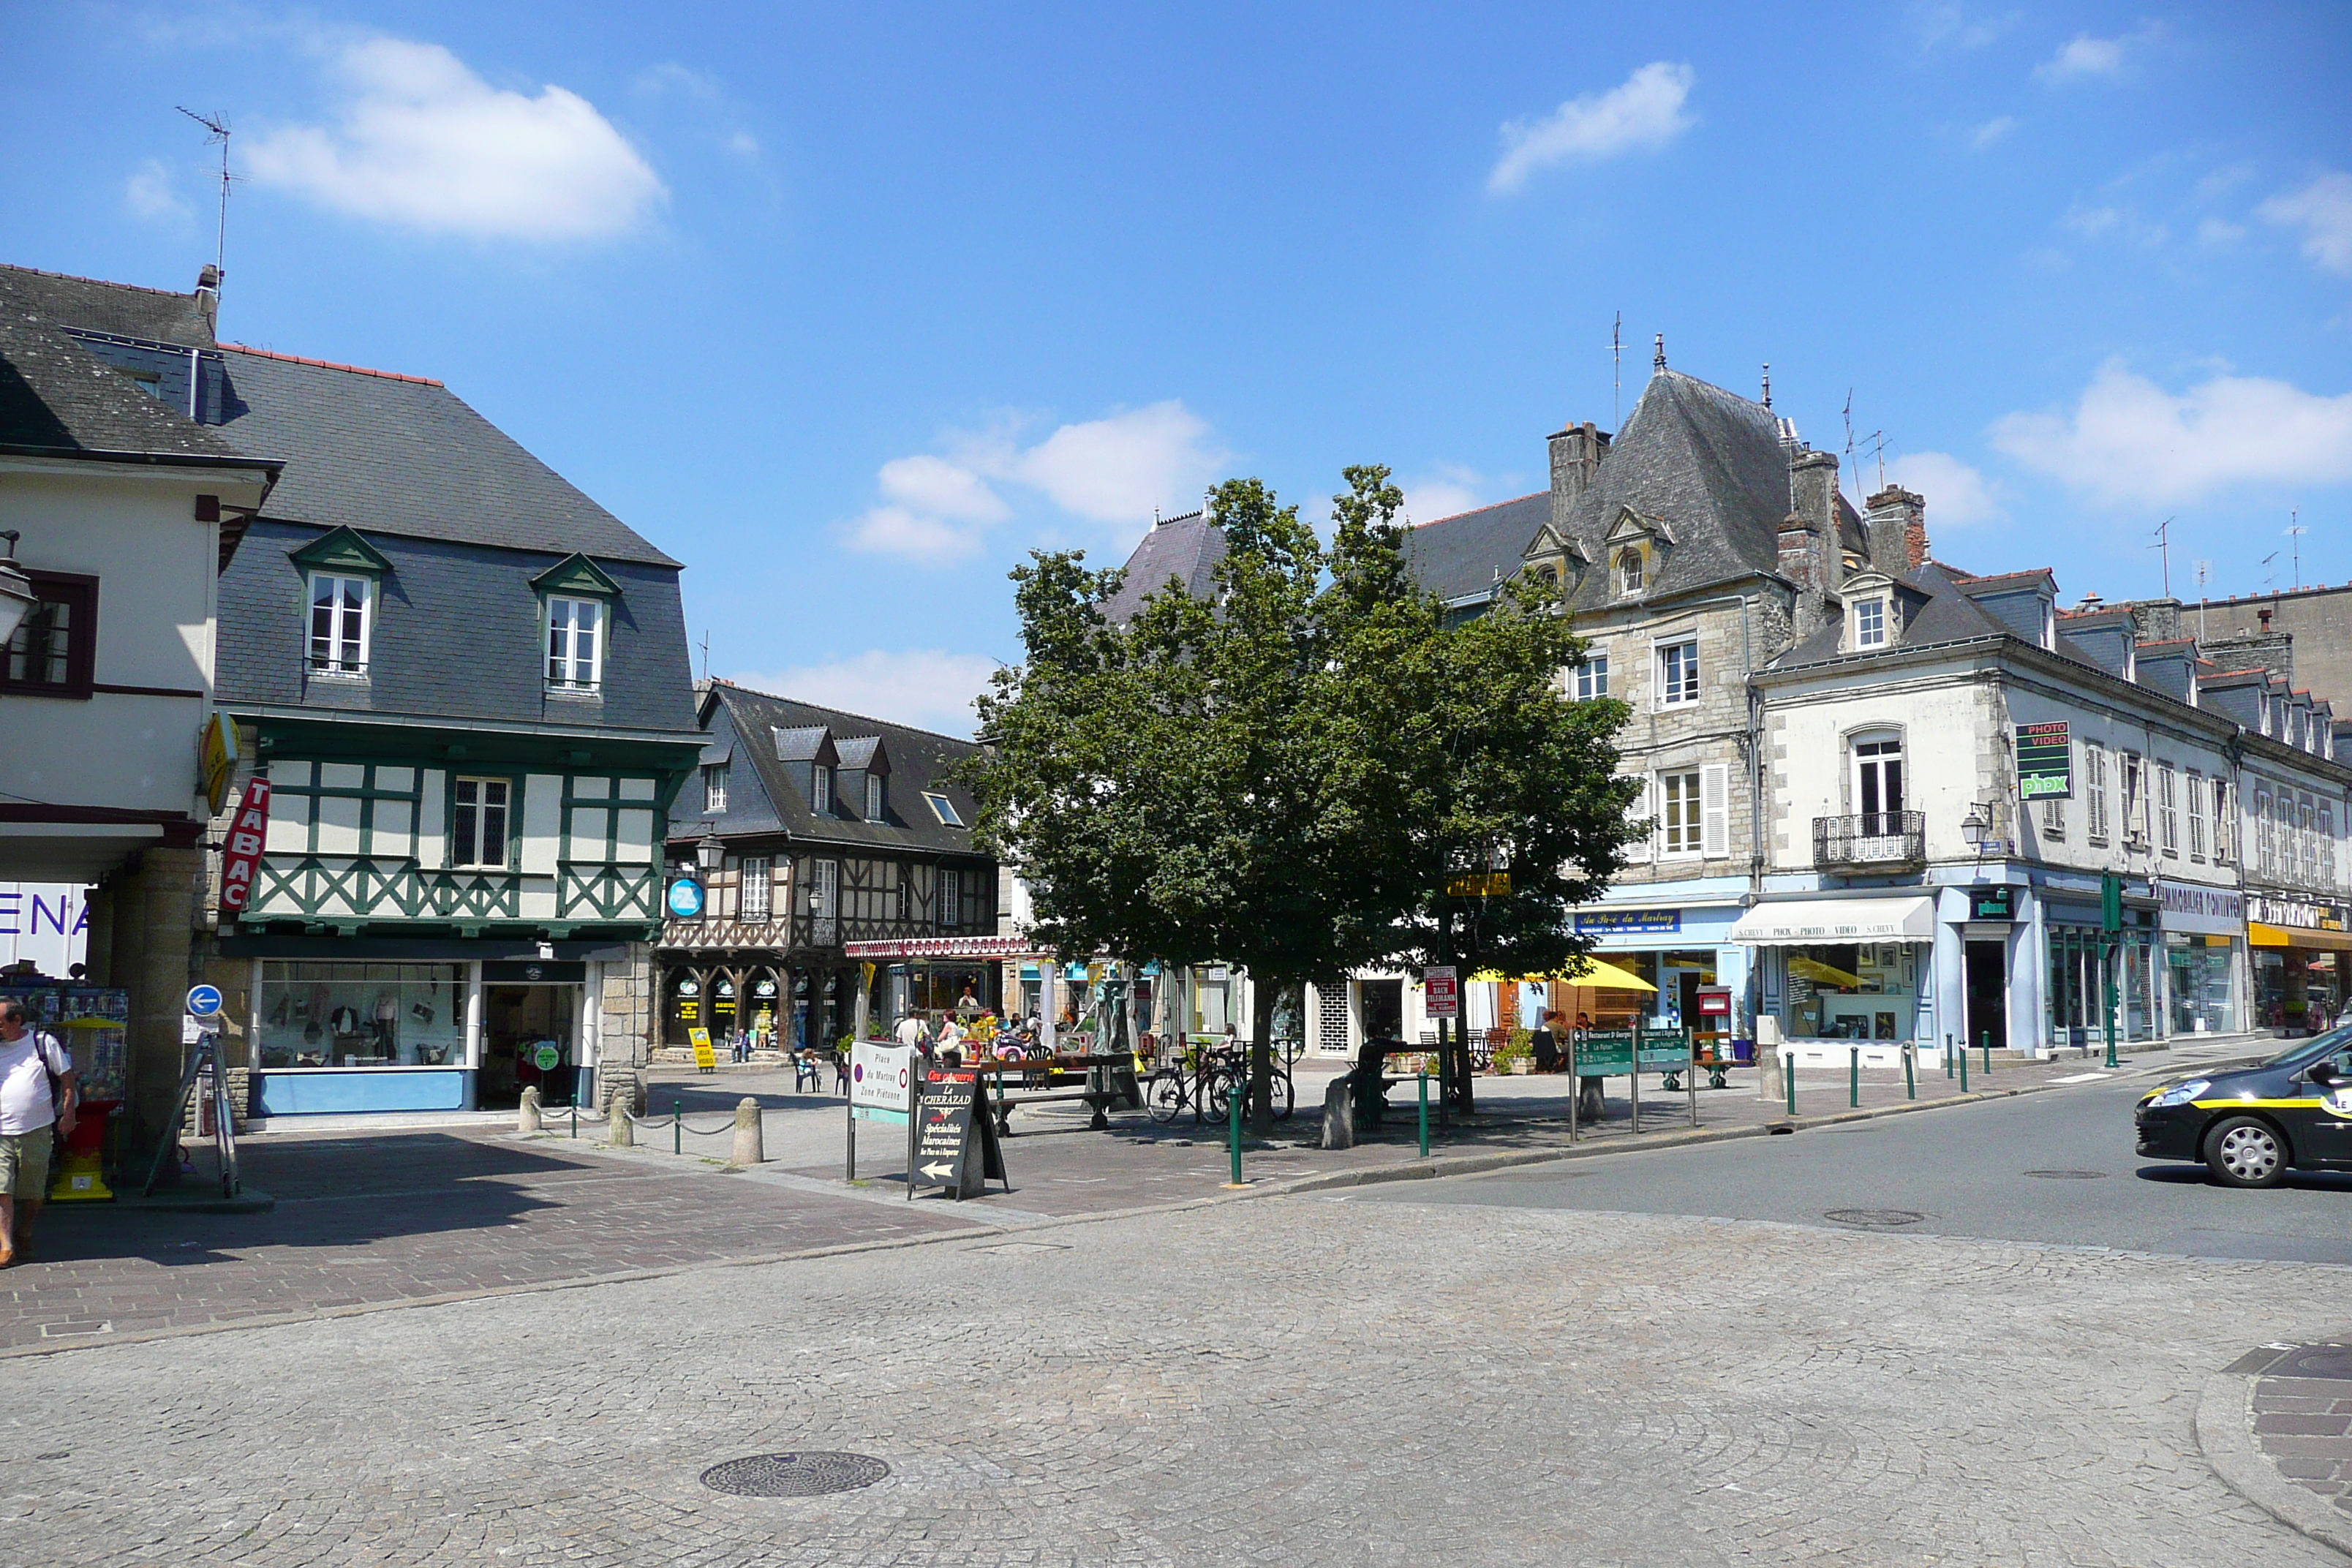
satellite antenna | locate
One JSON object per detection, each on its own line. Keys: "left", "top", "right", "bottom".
{"left": 176, "top": 106, "right": 233, "bottom": 279}
{"left": 2286, "top": 512, "right": 2306, "bottom": 590}
{"left": 2149, "top": 516, "right": 2174, "bottom": 598}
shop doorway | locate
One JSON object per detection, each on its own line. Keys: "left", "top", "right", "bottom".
{"left": 483, "top": 984, "right": 579, "bottom": 1109}
{"left": 1964, "top": 941, "right": 2007, "bottom": 1055}
{"left": 1358, "top": 979, "right": 1404, "bottom": 1042}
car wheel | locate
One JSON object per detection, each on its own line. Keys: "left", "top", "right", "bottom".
{"left": 2204, "top": 1115, "right": 2288, "bottom": 1188}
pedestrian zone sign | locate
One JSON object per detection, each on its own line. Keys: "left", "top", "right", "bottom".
{"left": 851, "top": 1041, "right": 913, "bottom": 1125}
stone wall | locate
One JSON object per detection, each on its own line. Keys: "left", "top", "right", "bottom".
{"left": 2199, "top": 584, "right": 2352, "bottom": 709}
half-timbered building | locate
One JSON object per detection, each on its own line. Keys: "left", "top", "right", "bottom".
{"left": 656, "top": 679, "right": 998, "bottom": 1057}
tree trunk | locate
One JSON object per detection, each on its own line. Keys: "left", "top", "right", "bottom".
{"left": 1249, "top": 977, "right": 1278, "bottom": 1135}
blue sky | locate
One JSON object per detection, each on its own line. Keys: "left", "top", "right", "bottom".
{"left": 6, "top": 2, "right": 2349, "bottom": 733}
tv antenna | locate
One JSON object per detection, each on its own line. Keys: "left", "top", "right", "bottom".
{"left": 176, "top": 106, "right": 234, "bottom": 279}
{"left": 2259, "top": 550, "right": 2279, "bottom": 595}
{"left": 2286, "top": 512, "right": 2306, "bottom": 590}
{"left": 2193, "top": 559, "right": 2211, "bottom": 640}
{"left": 1610, "top": 312, "right": 1622, "bottom": 431}
{"left": 1840, "top": 391, "right": 1880, "bottom": 505}
{"left": 2149, "top": 516, "right": 2174, "bottom": 598}
{"left": 698, "top": 630, "right": 711, "bottom": 682}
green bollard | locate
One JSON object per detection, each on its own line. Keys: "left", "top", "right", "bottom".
{"left": 1417, "top": 1070, "right": 1431, "bottom": 1158}
{"left": 1904, "top": 1044, "right": 1916, "bottom": 1100}
{"left": 673, "top": 1099, "right": 682, "bottom": 1156}
{"left": 1958, "top": 1041, "right": 1969, "bottom": 1092}
{"left": 1228, "top": 1075, "right": 1243, "bottom": 1186}
{"left": 1980, "top": 1031, "right": 1992, "bottom": 1076}
{"left": 1849, "top": 1047, "right": 1860, "bottom": 1109}
{"left": 1784, "top": 1050, "right": 1796, "bottom": 1116}
{"left": 1943, "top": 1033, "right": 1954, "bottom": 1079}
{"left": 2103, "top": 977, "right": 2119, "bottom": 1069}
{"left": 570, "top": 1102, "right": 578, "bottom": 1139}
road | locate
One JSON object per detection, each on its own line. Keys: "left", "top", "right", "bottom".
{"left": 1352, "top": 1072, "right": 2352, "bottom": 1265}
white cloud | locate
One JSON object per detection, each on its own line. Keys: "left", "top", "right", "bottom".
{"left": 245, "top": 36, "right": 663, "bottom": 241}
{"left": 877, "top": 455, "right": 1010, "bottom": 522}
{"left": 124, "top": 159, "right": 190, "bottom": 222}
{"left": 1969, "top": 116, "right": 2016, "bottom": 148}
{"left": 728, "top": 650, "right": 998, "bottom": 738}
{"left": 1488, "top": 62, "right": 1695, "bottom": 195}
{"left": 2037, "top": 23, "right": 2160, "bottom": 82}
{"left": 984, "top": 402, "right": 1224, "bottom": 523}
{"left": 1884, "top": 452, "right": 2004, "bottom": 528}
{"left": 1399, "top": 464, "right": 1487, "bottom": 524}
{"left": 1991, "top": 361, "right": 2352, "bottom": 505}
{"left": 843, "top": 506, "right": 987, "bottom": 564}
{"left": 1918, "top": 4, "right": 2019, "bottom": 52}
{"left": 2196, "top": 216, "right": 2246, "bottom": 249}
{"left": 2259, "top": 172, "right": 2352, "bottom": 276}
{"left": 2059, "top": 200, "right": 2165, "bottom": 248}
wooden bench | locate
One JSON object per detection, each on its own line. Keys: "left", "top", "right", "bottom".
{"left": 963, "top": 1054, "right": 1141, "bottom": 1134}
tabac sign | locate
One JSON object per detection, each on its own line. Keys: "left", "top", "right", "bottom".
{"left": 216, "top": 777, "right": 271, "bottom": 913}
{"left": 2015, "top": 722, "right": 2071, "bottom": 799}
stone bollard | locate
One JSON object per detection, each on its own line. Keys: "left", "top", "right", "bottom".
{"left": 608, "top": 1097, "right": 633, "bottom": 1147}
{"left": 728, "top": 1098, "right": 765, "bottom": 1167}
{"left": 1320, "top": 1074, "right": 1356, "bottom": 1150}
{"left": 1755, "top": 1017, "right": 1786, "bottom": 1105}
{"left": 518, "top": 1084, "right": 543, "bottom": 1134}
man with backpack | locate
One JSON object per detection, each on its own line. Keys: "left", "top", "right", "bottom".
{"left": 0, "top": 999, "right": 76, "bottom": 1267}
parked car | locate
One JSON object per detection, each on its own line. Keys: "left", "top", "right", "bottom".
{"left": 2135, "top": 1029, "right": 2352, "bottom": 1188}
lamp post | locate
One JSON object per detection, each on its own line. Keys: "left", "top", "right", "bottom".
{"left": 1961, "top": 804, "right": 1991, "bottom": 858}
{"left": 695, "top": 832, "right": 726, "bottom": 875}
{"left": 0, "top": 532, "right": 36, "bottom": 648}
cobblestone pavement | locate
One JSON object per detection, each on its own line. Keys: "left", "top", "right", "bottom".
{"left": 6, "top": 1194, "right": 2345, "bottom": 1565}
{"left": 2248, "top": 1339, "right": 2352, "bottom": 1525}
{"left": 1, "top": 1131, "right": 982, "bottom": 1352}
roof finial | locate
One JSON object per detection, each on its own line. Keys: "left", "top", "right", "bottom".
{"left": 1760, "top": 364, "right": 1771, "bottom": 410}
{"left": 1653, "top": 333, "right": 1666, "bottom": 371}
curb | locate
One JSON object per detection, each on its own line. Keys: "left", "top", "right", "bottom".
{"left": 2195, "top": 1370, "right": 2352, "bottom": 1560}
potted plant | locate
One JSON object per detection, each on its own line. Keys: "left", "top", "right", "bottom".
{"left": 1493, "top": 1030, "right": 1535, "bottom": 1075}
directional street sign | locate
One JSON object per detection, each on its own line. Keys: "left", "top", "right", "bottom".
{"left": 185, "top": 984, "right": 224, "bottom": 1017}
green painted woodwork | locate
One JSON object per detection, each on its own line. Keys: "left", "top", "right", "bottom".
{"left": 288, "top": 526, "right": 394, "bottom": 576}
{"left": 528, "top": 552, "right": 623, "bottom": 598}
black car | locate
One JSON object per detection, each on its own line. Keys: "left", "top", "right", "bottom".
{"left": 2136, "top": 1028, "right": 2352, "bottom": 1187}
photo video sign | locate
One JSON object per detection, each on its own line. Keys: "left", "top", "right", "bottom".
{"left": 2015, "top": 721, "right": 2072, "bottom": 799}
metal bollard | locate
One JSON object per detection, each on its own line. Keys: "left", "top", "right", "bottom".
{"left": 1981, "top": 1032, "right": 1992, "bottom": 1075}
{"left": 1958, "top": 1041, "right": 1969, "bottom": 1093}
{"left": 1943, "top": 1032, "right": 1954, "bottom": 1079}
{"left": 1903, "top": 1044, "right": 1915, "bottom": 1100}
{"left": 1783, "top": 1049, "right": 1796, "bottom": 1116}
{"left": 570, "top": 1101, "right": 578, "bottom": 1139}
{"left": 1417, "top": 1070, "right": 1430, "bottom": 1158}
{"left": 1227, "top": 1077, "right": 1243, "bottom": 1186}
{"left": 674, "top": 1099, "right": 683, "bottom": 1156}
{"left": 1849, "top": 1047, "right": 1860, "bottom": 1109}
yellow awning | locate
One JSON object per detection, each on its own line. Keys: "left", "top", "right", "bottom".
{"left": 2250, "top": 921, "right": 2352, "bottom": 952}
{"left": 1788, "top": 955, "right": 1865, "bottom": 989}
{"left": 1469, "top": 959, "right": 1658, "bottom": 993}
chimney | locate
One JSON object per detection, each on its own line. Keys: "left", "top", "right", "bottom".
{"left": 1863, "top": 485, "right": 1926, "bottom": 575}
{"left": 195, "top": 264, "right": 221, "bottom": 342}
{"left": 1789, "top": 449, "right": 1843, "bottom": 591}
{"left": 1547, "top": 421, "right": 1610, "bottom": 534}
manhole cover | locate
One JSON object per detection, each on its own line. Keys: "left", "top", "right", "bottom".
{"left": 2022, "top": 1169, "right": 2106, "bottom": 1180}
{"left": 2274, "top": 1345, "right": 2352, "bottom": 1382}
{"left": 1823, "top": 1208, "right": 1926, "bottom": 1229}
{"left": 700, "top": 1452, "right": 891, "bottom": 1497}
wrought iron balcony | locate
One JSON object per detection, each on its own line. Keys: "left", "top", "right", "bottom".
{"left": 1814, "top": 811, "right": 1926, "bottom": 870}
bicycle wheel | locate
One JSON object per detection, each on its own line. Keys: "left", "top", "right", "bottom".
{"left": 1270, "top": 1070, "right": 1294, "bottom": 1121}
{"left": 1205, "top": 1071, "right": 1235, "bottom": 1123}
{"left": 1147, "top": 1070, "right": 1185, "bottom": 1124}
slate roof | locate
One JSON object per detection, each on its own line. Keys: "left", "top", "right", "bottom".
{"left": 1099, "top": 510, "right": 1226, "bottom": 622}
{"left": 0, "top": 265, "right": 216, "bottom": 347}
{"left": 1401, "top": 493, "right": 1550, "bottom": 604}
{"left": 1769, "top": 558, "right": 2010, "bottom": 668}
{"left": 687, "top": 681, "right": 987, "bottom": 857}
{"left": 1553, "top": 369, "right": 1865, "bottom": 614}
{"left": 0, "top": 297, "right": 259, "bottom": 465}
{"left": 212, "top": 347, "right": 679, "bottom": 567}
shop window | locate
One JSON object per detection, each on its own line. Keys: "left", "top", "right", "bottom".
{"left": 2185, "top": 769, "right": 2205, "bottom": 860}
{"left": 703, "top": 764, "right": 728, "bottom": 814}
{"left": 255, "top": 961, "right": 468, "bottom": 1069}
{"left": 544, "top": 595, "right": 603, "bottom": 691}
{"left": 739, "top": 855, "right": 772, "bottom": 920}
{"left": 1657, "top": 639, "right": 1699, "bottom": 708}
{"left": 2156, "top": 764, "right": 2179, "bottom": 857}
{"left": 451, "top": 777, "right": 511, "bottom": 869}
{"left": 1574, "top": 653, "right": 1609, "bottom": 700}
{"left": 0, "top": 571, "right": 97, "bottom": 698}
{"left": 307, "top": 572, "right": 371, "bottom": 676}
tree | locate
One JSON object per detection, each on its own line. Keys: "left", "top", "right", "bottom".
{"left": 963, "top": 467, "right": 1640, "bottom": 1131}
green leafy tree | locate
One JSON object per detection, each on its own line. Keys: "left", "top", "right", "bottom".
{"left": 964, "top": 467, "right": 1640, "bottom": 1130}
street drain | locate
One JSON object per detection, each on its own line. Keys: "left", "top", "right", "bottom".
{"left": 1823, "top": 1208, "right": 1926, "bottom": 1229}
{"left": 2274, "top": 1345, "right": 2352, "bottom": 1382}
{"left": 2022, "top": 1169, "right": 2106, "bottom": 1180}
{"left": 700, "top": 1452, "right": 891, "bottom": 1498}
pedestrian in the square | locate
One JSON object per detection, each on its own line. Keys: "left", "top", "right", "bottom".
{"left": 0, "top": 999, "right": 75, "bottom": 1267}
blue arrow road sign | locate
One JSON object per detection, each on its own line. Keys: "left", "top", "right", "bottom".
{"left": 186, "top": 984, "right": 224, "bottom": 1017}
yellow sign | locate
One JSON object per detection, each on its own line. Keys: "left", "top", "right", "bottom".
{"left": 198, "top": 713, "right": 238, "bottom": 815}
{"left": 1447, "top": 872, "right": 1512, "bottom": 897}
{"left": 689, "top": 1027, "right": 717, "bottom": 1071}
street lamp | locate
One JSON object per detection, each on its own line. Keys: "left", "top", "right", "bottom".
{"left": 0, "top": 532, "right": 36, "bottom": 649}
{"left": 1960, "top": 804, "right": 1990, "bottom": 856}
{"left": 695, "top": 832, "right": 726, "bottom": 873}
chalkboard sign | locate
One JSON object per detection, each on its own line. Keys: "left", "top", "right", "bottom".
{"left": 911, "top": 1067, "right": 1006, "bottom": 1200}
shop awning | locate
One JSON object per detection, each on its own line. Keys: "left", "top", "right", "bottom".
{"left": 1727, "top": 894, "right": 1937, "bottom": 946}
{"left": 2250, "top": 922, "right": 2352, "bottom": 952}
{"left": 1469, "top": 959, "right": 1658, "bottom": 993}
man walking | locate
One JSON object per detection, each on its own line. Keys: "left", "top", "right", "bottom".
{"left": 0, "top": 1000, "right": 75, "bottom": 1267}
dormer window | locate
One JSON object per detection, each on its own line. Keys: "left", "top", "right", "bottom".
{"left": 812, "top": 765, "right": 833, "bottom": 813}
{"left": 1854, "top": 598, "right": 1887, "bottom": 648}
{"left": 308, "top": 573, "right": 372, "bottom": 676}
{"left": 1617, "top": 549, "right": 1643, "bottom": 597}
{"left": 865, "top": 772, "right": 884, "bottom": 820}
{"left": 545, "top": 596, "right": 603, "bottom": 691}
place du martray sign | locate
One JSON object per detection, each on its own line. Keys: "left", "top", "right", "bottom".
{"left": 910, "top": 1067, "right": 1007, "bottom": 1202}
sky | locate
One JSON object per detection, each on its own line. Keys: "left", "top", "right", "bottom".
{"left": 4, "top": 1, "right": 2349, "bottom": 735}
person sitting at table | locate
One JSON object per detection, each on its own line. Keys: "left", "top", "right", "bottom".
{"left": 1532, "top": 1011, "right": 1564, "bottom": 1073}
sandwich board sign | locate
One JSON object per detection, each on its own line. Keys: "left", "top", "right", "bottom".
{"left": 850, "top": 1041, "right": 913, "bottom": 1125}
{"left": 689, "top": 1027, "right": 717, "bottom": 1072}
{"left": 908, "top": 1066, "right": 1006, "bottom": 1201}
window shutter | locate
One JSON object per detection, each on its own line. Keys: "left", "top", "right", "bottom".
{"left": 1622, "top": 776, "right": 1652, "bottom": 863}
{"left": 1700, "top": 764, "right": 1730, "bottom": 857}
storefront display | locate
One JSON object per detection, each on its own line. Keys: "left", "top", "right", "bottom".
{"left": 1774, "top": 943, "right": 1923, "bottom": 1042}
{"left": 255, "top": 962, "right": 467, "bottom": 1069}
{"left": 0, "top": 986, "right": 127, "bottom": 1101}
{"left": 2248, "top": 898, "right": 2352, "bottom": 1033}
{"left": 2166, "top": 934, "right": 2237, "bottom": 1034}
